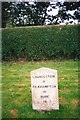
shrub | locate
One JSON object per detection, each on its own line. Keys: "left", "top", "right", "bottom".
{"left": 2, "top": 25, "right": 80, "bottom": 61}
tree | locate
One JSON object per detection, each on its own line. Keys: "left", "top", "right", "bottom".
{"left": 10, "top": 2, "right": 50, "bottom": 26}
{"left": 2, "top": 2, "right": 11, "bottom": 28}
{"left": 48, "top": 2, "right": 80, "bottom": 25}
{"left": 1, "top": 1, "right": 80, "bottom": 27}
{"left": 31, "top": 2, "right": 50, "bottom": 25}
{"left": 2, "top": 2, "right": 50, "bottom": 27}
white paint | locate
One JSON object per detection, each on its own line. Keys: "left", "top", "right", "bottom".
{"left": 31, "top": 67, "right": 59, "bottom": 111}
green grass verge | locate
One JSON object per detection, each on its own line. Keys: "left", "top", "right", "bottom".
{"left": 2, "top": 60, "right": 79, "bottom": 118}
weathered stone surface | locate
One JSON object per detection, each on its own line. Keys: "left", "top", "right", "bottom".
{"left": 31, "top": 67, "right": 59, "bottom": 111}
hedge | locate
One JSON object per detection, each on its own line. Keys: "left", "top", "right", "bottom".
{"left": 2, "top": 25, "right": 80, "bottom": 61}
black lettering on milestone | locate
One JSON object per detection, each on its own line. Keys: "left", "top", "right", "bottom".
{"left": 33, "top": 85, "right": 37, "bottom": 88}
{"left": 43, "top": 91, "right": 46, "bottom": 93}
{"left": 43, "top": 100, "right": 47, "bottom": 103}
{"left": 43, "top": 80, "right": 45, "bottom": 83}
{"left": 33, "top": 75, "right": 55, "bottom": 79}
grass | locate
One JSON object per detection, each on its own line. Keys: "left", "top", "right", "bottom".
{"left": 2, "top": 60, "right": 79, "bottom": 119}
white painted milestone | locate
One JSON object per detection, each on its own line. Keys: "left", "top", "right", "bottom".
{"left": 31, "top": 67, "right": 59, "bottom": 111}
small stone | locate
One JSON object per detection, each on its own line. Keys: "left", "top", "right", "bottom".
{"left": 31, "top": 67, "right": 59, "bottom": 111}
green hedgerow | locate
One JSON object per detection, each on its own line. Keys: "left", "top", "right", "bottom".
{"left": 2, "top": 25, "right": 80, "bottom": 61}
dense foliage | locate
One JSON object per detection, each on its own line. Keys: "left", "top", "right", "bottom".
{"left": 2, "top": 25, "right": 80, "bottom": 61}
{"left": 2, "top": 2, "right": 80, "bottom": 28}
